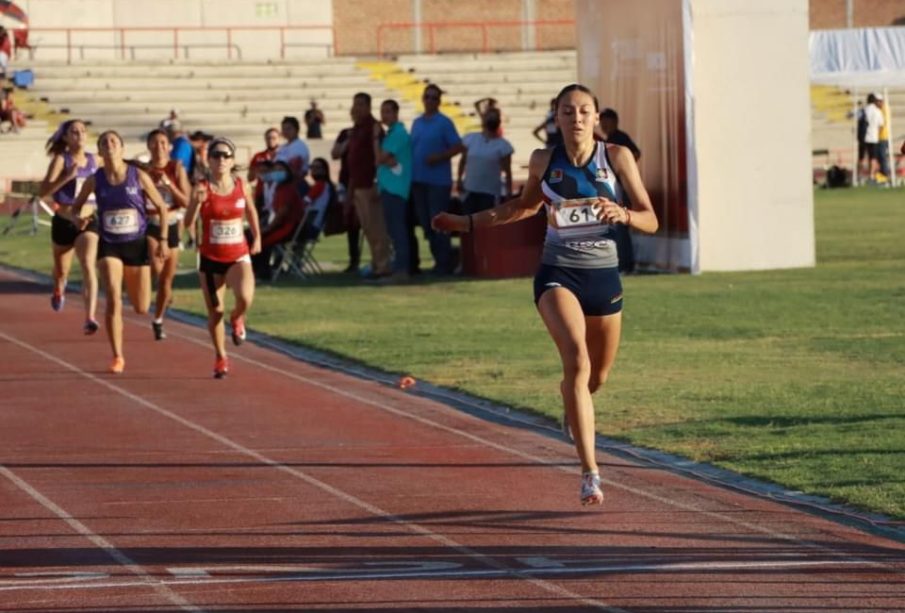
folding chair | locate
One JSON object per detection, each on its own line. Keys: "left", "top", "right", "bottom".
{"left": 270, "top": 207, "right": 324, "bottom": 282}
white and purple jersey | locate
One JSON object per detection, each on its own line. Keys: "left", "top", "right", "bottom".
{"left": 54, "top": 152, "right": 98, "bottom": 207}
{"left": 95, "top": 165, "right": 148, "bottom": 243}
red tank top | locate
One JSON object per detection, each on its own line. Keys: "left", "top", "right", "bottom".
{"left": 199, "top": 178, "right": 250, "bottom": 263}
{"left": 147, "top": 160, "right": 181, "bottom": 212}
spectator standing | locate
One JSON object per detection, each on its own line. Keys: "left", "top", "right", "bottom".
{"left": 597, "top": 108, "right": 641, "bottom": 160}
{"left": 167, "top": 121, "right": 194, "bottom": 178}
{"left": 247, "top": 127, "right": 281, "bottom": 214}
{"left": 331, "top": 121, "right": 362, "bottom": 273}
{"left": 0, "top": 26, "right": 10, "bottom": 78}
{"left": 410, "top": 84, "right": 465, "bottom": 275}
{"left": 275, "top": 115, "right": 311, "bottom": 185}
{"left": 346, "top": 92, "right": 391, "bottom": 278}
{"left": 856, "top": 101, "right": 868, "bottom": 176}
{"left": 474, "top": 97, "right": 503, "bottom": 136}
{"left": 304, "top": 100, "right": 325, "bottom": 140}
{"left": 375, "top": 99, "right": 413, "bottom": 282}
{"left": 188, "top": 130, "right": 214, "bottom": 184}
{"left": 864, "top": 93, "right": 884, "bottom": 183}
{"left": 457, "top": 108, "right": 513, "bottom": 214}
{"left": 159, "top": 109, "right": 179, "bottom": 131}
{"left": 876, "top": 94, "right": 892, "bottom": 182}
{"left": 532, "top": 98, "right": 562, "bottom": 149}
{"left": 596, "top": 108, "right": 640, "bottom": 273}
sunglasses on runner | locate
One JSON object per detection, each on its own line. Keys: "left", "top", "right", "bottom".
{"left": 209, "top": 150, "right": 233, "bottom": 160}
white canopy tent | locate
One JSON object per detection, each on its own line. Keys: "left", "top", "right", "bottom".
{"left": 810, "top": 27, "right": 905, "bottom": 185}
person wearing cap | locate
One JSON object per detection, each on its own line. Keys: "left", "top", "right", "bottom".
{"left": 184, "top": 137, "right": 261, "bottom": 379}
{"left": 410, "top": 83, "right": 465, "bottom": 275}
{"left": 863, "top": 93, "right": 884, "bottom": 183}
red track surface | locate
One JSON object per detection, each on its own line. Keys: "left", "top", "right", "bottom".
{"left": 1, "top": 269, "right": 903, "bottom": 612}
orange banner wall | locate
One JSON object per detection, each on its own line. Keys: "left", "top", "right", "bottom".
{"left": 576, "top": 0, "right": 690, "bottom": 272}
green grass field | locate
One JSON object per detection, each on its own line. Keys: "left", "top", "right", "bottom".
{"left": 2, "top": 187, "right": 903, "bottom": 519}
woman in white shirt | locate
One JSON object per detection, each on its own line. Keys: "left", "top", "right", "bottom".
{"left": 456, "top": 109, "right": 514, "bottom": 214}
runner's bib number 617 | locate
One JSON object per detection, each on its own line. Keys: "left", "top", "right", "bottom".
{"left": 210, "top": 219, "right": 244, "bottom": 244}
{"left": 551, "top": 198, "right": 605, "bottom": 229}
{"left": 102, "top": 209, "right": 140, "bottom": 234}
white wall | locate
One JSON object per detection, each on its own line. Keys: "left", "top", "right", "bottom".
{"left": 19, "top": 0, "right": 334, "bottom": 60}
{"left": 690, "top": 0, "right": 814, "bottom": 271}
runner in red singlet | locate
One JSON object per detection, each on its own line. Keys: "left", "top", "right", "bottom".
{"left": 144, "top": 129, "right": 191, "bottom": 341}
{"left": 184, "top": 137, "right": 261, "bottom": 379}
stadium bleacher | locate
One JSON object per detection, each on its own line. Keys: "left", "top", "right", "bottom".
{"left": 1, "top": 50, "right": 902, "bottom": 188}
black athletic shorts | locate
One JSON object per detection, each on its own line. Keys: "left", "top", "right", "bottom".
{"left": 865, "top": 142, "right": 879, "bottom": 161}
{"left": 199, "top": 254, "right": 250, "bottom": 276}
{"left": 533, "top": 263, "right": 623, "bottom": 316}
{"left": 51, "top": 213, "right": 98, "bottom": 247}
{"left": 98, "top": 237, "right": 149, "bottom": 266}
{"left": 146, "top": 221, "right": 180, "bottom": 249}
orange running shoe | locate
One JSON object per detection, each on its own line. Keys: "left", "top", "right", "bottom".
{"left": 230, "top": 315, "right": 246, "bottom": 346}
{"left": 109, "top": 356, "right": 125, "bottom": 374}
{"left": 213, "top": 356, "right": 229, "bottom": 379}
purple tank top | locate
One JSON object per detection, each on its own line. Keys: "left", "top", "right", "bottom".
{"left": 94, "top": 165, "right": 148, "bottom": 243}
{"left": 54, "top": 152, "right": 98, "bottom": 206}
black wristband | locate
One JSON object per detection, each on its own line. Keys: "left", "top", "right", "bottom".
{"left": 468, "top": 214, "right": 474, "bottom": 233}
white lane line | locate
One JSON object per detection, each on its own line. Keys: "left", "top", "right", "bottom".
{"left": 0, "top": 329, "right": 628, "bottom": 613}
{"left": 0, "top": 559, "right": 868, "bottom": 593}
{"left": 0, "top": 465, "right": 204, "bottom": 612}
{"left": 144, "top": 319, "right": 901, "bottom": 571}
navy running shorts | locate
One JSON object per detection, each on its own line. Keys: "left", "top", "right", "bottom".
{"left": 533, "top": 263, "right": 623, "bottom": 316}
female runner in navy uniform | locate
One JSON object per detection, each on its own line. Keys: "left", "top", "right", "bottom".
{"left": 70, "top": 131, "right": 170, "bottom": 374}
{"left": 433, "top": 84, "right": 658, "bottom": 505}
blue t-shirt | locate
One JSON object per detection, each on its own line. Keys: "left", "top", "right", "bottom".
{"left": 377, "top": 121, "right": 412, "bottom": 200}
{"left": 411, "top": 112, "right": 461, "bottom": 186}
{"left": 170, "top": 136, "right": 194, "bottom": 176}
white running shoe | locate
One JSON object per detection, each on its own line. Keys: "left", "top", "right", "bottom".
{"left": 580, "top": 472, "right": 603, "bottom": 506}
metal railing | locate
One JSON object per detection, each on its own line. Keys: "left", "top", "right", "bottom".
{"left": 26, "top": 26, "right": 336, "bottom": 63}
{"left": 376, "top": 20, "right": 575, "bottom": 56}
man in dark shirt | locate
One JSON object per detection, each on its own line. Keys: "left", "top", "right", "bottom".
{"left": 598, "top": 108, "right": 641, "bottom": 160}
{"left": 304, "top": 100, "right": 325, "bottom": 139}
{"left": 346, "top": 92, "right": 391, "bottom": 278}
{"left": 330, "top": 123, "right": 362, "bottom": 273}
{"left": 597, "top": 108, "right": 639, "bottom": 273}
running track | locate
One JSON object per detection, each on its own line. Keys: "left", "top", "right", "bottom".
{"left": 0, "top": 268, "right": 902, "bottom": 612}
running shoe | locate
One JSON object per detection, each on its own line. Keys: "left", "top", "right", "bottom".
{"left": 109, "top": 356, "right": 125, "bottom": 375}
{"left": 152, "top": 320, "right": 166, "bottom": 341}
{"left": 580, "top": 472, "right": 604, "bottom": 506}
{"left": 230, "top": 315, "right": 246, "bottom": 346}
{"left": 83, "top": 319, "right": 99, "bottom": 336}
{"left": 51, "top": 292, "right": 65, "bottom": 312}
{"left": 213, "top": 356, "right": 229, "bottom": 379}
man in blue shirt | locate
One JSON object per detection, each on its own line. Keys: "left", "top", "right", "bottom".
{"left": 375, "top": 99, "right": 413, "bottom": 281}
{"left": 410, "top": 84, "right": 465, "bottom": 275}
{"left": 166, "top": 121, "right": 194, "bottom": 178}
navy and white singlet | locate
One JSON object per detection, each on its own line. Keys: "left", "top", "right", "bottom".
{"left": 540, "top": 143, "right": 623, "bottom": 269}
